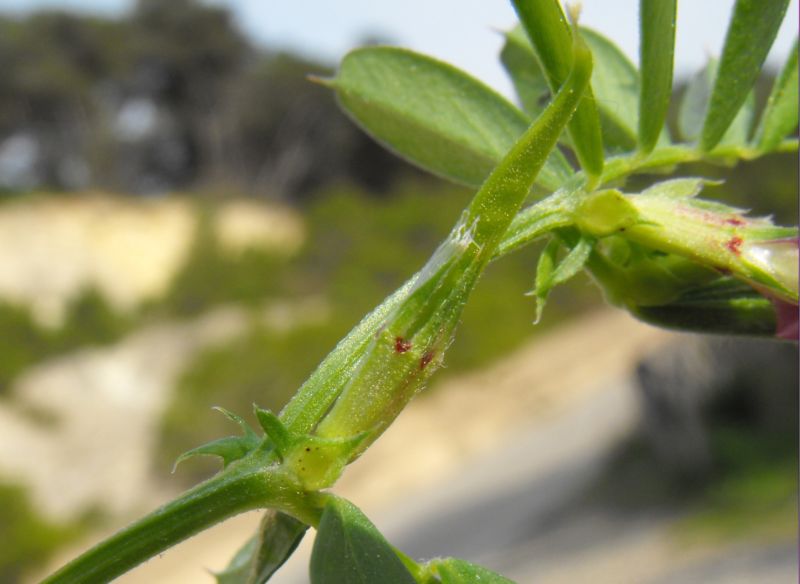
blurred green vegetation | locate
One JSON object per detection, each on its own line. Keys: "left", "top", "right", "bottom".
{"left": 0, "top": 482, "right": 88, "bottom": 583}
{"left": 0, "top": 288, "right": 132, "bottom": 394}
{"left": 151, "top": 209, "right": 291, "bottom": 318}
{"left": 676, "top": 425, "right": 798, "bottom": 543}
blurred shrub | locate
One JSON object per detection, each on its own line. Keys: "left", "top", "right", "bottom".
{"left": 153, "top": 207, "right": 290, "bottom": 317}
{"left": 0, "top": 288, "right": 131, "bottom": 394}
{"left": 0, "top": 302, "right": 52, "bottom": 394}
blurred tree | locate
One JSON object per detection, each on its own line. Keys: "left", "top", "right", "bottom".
{"left": 0, "top": 11, "right": 126, "bottom": 188}
{"left": 0, "top": 1, "right": 418, "bottom": 198}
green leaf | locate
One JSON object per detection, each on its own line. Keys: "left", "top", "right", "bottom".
{"left": 216, "top": 511, "right": 308, "bottom": 584}
{"left": 638, "top": 0, "right": 677, "bottom": 153}
{"left": 581, "top": 27, "right": 640, "bottom": 153}
{"left": 679, "top": 60, "right": 755, "bottom": 147}
{"left": 254, "top": 407, "right": 291, "bottom": 455}
{"left": 755, "top": 38, "right": 799, "bottom": 152}
{"left": 428, "top": 557, "right": 516, "bottom": 583}
{"left": 530, "top": 236, "right": 592, "bottom": 323}
{"left": 504, "top": 25, "right": 642, "bottom": 153}
{"left": 310, "top": 497, "right": 416, "bottom": 584}
{"left": 640, "top": 177, "right": 718, "bottom": 199}
{"left": 700, "top": 0, "right": 791, "bottom": 150}
{"left": 531, "top": 239, "right": 558, "bottom": 323}
{"left": 217, "top": 536, "right": 258, "bottom": 584}
{"left": 501, "top": 25, "right": 551, "bottom": 119}
{"left": 511, "top": 0, "right": 605, "bottom": 179}
{"left": 679, "top": 62, "right": 715, "bottom": 143}
{"left": 328, "top": 46, "right": 572, "bottom": 192}
{"left": 721, "top": 91, "right": 756, "bottom": 148}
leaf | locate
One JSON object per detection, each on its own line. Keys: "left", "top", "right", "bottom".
{"left": 530, "top": 236, "right": 592, "bottom": 323}
{"left": 511, "top": 0, "right": 605, "bottom": 178}
{"left": 310, "top": 497, "right": 416, "bottom": 584}
{"left": 254, "top": 407, "right": 291, "bottom": 455}
{"left": 638, "top": 0, "right": 677, "bottom": 153}
{"left": 640, "top": 177, "right": 718, "bottom": 199}
{"left": 462, "top": 28, "right": 595, "bottom": 252}
{"left": 216, "top": 511, "right": 308, "bottom": 584}
{"left": 718, "top": 91, "right": 755, "bottom": 148}
{"left": 679, "top": 62, "right": 715, "bottom": 143}
{"left": 217, "top": 536, "right": 258, "bottom": 584}
{"left": 700, "top": 0, "right": 791, "bottom": 150}
{"left": 679, "top": 60, "right": 755, "bottom": 148}
{"left": 581, "top": 27, "right": 640, "bottom": 153}
{"left": 504, "top": 24, "right": 643, "bottom": 153}
{"left": 531, "top": 239, "right": 558, "bottom": 323}
{"left": 500, "top": 25, "right": 551, "bottom": 119}
{"left": 328, "top": 46, "right": 572, "bottom": 192}
{"left": 755, "top": 38, "right": 799, "bottom": 152}
{"left": 433, "top": 557, "right": 517, "bottom": 584}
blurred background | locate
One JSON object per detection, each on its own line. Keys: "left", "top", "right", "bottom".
{"left": 0, "top": 1, "right": 795, "bottom": 582}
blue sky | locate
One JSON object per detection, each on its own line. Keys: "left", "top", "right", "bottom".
{"left": 0, "top": 0, "right": 797, "bottom": 98}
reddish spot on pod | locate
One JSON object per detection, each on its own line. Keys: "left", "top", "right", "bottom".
{"left": 726, "top": 236, "right": 743, "bottom": 255}
{"left": 725, "top": 217, "right": 745, "bottom": 226}
{"left": 420, "top": 351, "right": 435, "bottom": 370}
{"left": 394, "top": 336, "right": 412, "bottom": 353}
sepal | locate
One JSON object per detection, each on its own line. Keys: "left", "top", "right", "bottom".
{"left": 172, "top": 407, "right": 261, "bottom": 472}
{"left": 254, "top": 406, "right": 369, "bottom": 490}
{"left": 528, "top": 236, "right": 593, "bottom": 323}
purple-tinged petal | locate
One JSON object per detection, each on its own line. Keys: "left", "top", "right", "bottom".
{"left": 772, "top": 297, "right": 799, "bottom": 340}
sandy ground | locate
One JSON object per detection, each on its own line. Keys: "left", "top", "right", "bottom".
{"left": 0, "top": 195, "right": 303, "bottom": 325}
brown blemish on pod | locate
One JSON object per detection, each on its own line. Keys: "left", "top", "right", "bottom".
{"left": 394, "top": 336, "right": 412, "bottom": 353}
{"left": 726, "top": 236, "right": 743, "bottom": 255}
{"left": 420, "top": 351, "right": 435, "bottom": 370}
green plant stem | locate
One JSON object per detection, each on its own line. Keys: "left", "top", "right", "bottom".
{"left": 41, "top": 455, "right": 324, "bottom": 584}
